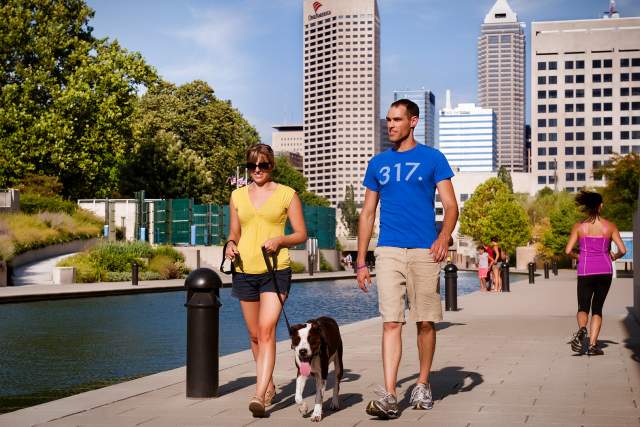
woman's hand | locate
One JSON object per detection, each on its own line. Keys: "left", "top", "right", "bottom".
{"left": 262, "top": 236, "right": 283, "bottom": 254}
{"left": 610, "top": 251, "right": 617, "bottom": 261}
{"left": 225, "top": 241, "right": 239, "bottom": 260}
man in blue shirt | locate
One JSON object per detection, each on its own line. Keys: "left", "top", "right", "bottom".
{"left": 358, "top": 99, "right": 458, "bottom": 419}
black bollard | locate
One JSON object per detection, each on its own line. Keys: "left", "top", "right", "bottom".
{"left": 185, "top": 268, "right": 222, "bottom": 398}
{"left": 500, "top": 261, "right": 510, "bottom": 292}
{"left": 528, "top": 262, "right": 535, "bottom": 284}
{"left": 552, "top": 260, "right": 558, "bottom": 276}
{"left": 444, "top": 263, "right": 458, "bottom": 311}
{"left": 544, "top": 261, "right": 550, "bottom": 279}
{"left": 132, "top": 262, "right": 138, "bottom": 286}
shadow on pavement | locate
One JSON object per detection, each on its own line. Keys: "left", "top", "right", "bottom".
{"left": 396, "top": 366, "right": 483, "bottom": 410}
{"left": 268, "top": 368, "right": 362, "bottom": 417}
{"left": 435, "top": 322, "right": 466, "bottom": 331}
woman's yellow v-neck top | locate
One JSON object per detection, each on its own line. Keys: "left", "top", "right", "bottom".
{"left": 231, "top": 183, "right": 296, "bottom": 274}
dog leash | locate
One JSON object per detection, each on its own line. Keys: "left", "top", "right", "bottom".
{"left": 261, "top": 247, "right": 292, "bottom": 334}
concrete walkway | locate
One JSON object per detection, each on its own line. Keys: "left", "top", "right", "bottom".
{"left": 1, "top": 270, "right": 639, "bottom": 426}
{"left": 11, "top": 253, "right": 78, "bottom": 286}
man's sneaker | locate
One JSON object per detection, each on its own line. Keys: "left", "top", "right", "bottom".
{"left": 409, "top": 383, "right": 434, "bottom": 410}
{"left": 587, "top": 344, "right": 604, "bottom": 356}
{"left": 568, "top": 327, "right": 587, "bottom": 353}
{"left": 365, "top": 386, "right": 399, "bottom": 419}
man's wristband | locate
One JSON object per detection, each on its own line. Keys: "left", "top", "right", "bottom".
{"left": 356, "top": 264, "right": 368, "bottom": 271}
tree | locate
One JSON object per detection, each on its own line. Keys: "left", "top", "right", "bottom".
{"left": 459, "top": 178, "right": 531, "bottom": 253}
{"left": 597, "top": 153, "right": 640, "bottom": 231}
{"left": 541, "top": 194, "right": 582, "bottom": 256}
{"left": 132, "top": 80, "right": 259, "bottom": 204}
{"left": 271, "top": 156, "right": 330, "bottom": 207}
{"left": 338, "top": 185, "right": 359, "bottom": 236}
{"left": 0, "top": 0, "right": 157, "bottom": 198}
{"left": 497, "top": 166, "right": 513, "bottom": 192}
{"left": 119, "top": 131, "right": 213, "bottom": 201}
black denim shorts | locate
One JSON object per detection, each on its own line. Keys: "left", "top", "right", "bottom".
{"left": 231, "top": 268, "right": 292, "bottom": 302}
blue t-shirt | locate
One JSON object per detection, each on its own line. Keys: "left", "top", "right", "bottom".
{"left": 363, "top": 144, "right": 454, "bottom": 248}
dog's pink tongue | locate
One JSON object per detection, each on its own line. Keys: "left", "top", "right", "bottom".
{"left": 299, "top": 362, "right": 311, "bottom": 377}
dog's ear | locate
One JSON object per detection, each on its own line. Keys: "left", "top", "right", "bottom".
{"left": 289, "top": 323, "right": 306, "bottom": 337}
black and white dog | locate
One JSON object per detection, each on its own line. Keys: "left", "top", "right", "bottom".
{"left": 290, "top": 317, "right": 343, "bottom": 422}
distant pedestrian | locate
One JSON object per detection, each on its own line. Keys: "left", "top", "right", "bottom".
{"left": 476, "top": 246, "right": 489, "bottom": 292}
{"left": 489, "top": 237, "right": 502, "bottom": 292}
{"left": 357, "top": 99, "right": 458, "bottom": 418}
{"left": 225, "top": 143, "right": 307, "bottom": 416}
{"left": 565, "top": 190, "right": 626, "bottom": 356}
{"left": 344, "top": 253, "right": 353, "bottom": 269}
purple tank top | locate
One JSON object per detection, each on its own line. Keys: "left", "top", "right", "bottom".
{"left": 577, "top": 223, "right": 613, "bottom": 276}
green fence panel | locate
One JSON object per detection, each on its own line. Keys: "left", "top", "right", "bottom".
{"left": 153, "top": 200, "right": 167, "bottom": 244}
{"left": 170, "top": 199, "right": 192, "bottom": 245}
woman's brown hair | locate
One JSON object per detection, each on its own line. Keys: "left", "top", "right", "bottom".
{"left": 246, "top": 143, "right": 275, "bottom": 169}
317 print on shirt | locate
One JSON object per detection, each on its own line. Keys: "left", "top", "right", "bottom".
{"left": 379, "top": 162, "right": 422, "bottom": 184}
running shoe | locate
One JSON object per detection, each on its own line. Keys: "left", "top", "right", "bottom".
{"left": 568, "top": 327, "right": 587, "bottom": 353}
{"left": 409, "top": 382, "right": 434, "bottom": 410}
{"left": 365, "top": 386, "right": 399, "bottom": 419}
{"left": 587, "top": 344, "right": 604, "bottom": 356}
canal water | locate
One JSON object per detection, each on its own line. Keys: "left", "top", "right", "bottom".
{"left": 0, "top": 273, "right": 523, "bottom": 413}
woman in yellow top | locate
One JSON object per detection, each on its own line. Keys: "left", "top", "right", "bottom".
{"left": 225, "top": 143, "right": 307, "bottom": 417}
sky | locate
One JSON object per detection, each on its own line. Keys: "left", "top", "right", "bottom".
{"left": 87, "top": 0, "right": 640, "bottom": 144}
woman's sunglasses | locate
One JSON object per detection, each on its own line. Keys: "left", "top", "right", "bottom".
{"left": 246, "top": 162, "right": 271, "bottom": 171}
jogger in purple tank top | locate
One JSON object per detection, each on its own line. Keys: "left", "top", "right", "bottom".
{"left": 565, "top": 191, "right": 627, "bottom": 356}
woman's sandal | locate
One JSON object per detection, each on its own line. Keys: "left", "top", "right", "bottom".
{"left": 264, "top": 386, "right": 276, "bottom": 406}
{"left": 249, "top": 396, "right": 266, "bottom": 418}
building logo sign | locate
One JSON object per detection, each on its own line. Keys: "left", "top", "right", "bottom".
{"left": 309, "top": 1, "right": 331, "bottom": 20}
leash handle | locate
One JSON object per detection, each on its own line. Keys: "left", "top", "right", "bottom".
{"left": 261, "top": 247, "right": 292, "bottom": 333}
{"left": 220, "top": 240, "right": 236, "bottom": 275}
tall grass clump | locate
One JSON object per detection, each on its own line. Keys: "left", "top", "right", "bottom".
{"left": 0, "top": 210, "right": 102, "bottom": 261}
{"left": 58, "top": 241, "right": 189, "bottom": 283}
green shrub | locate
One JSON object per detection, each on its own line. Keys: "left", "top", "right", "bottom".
{"left": 148, "top": 255, "right": 174, "bottom": 279}
{"left": 58, "top": 253, "right": 101, "bottom": 283}
{"left": 89, "top": 241, "right": 154, "bottom": 273}
{"left": 290, "top": 261, "right": 305, "bottom": 274}
{"left": 17, "top": 174, "right": 64, "bottom": 197}
{"left": 20, "top": 193, "right": 77, "bottom": 215}
{"left": 153, "top": 245, "right": 184, "bottom": 262}
{"left": 320, "top": 253, "right": 334, "bottom": 272}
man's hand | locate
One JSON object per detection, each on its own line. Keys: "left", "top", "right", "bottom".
{"left": 430, "top": 233, "right": 451, "bottom": 262}
{"left": 357, "top": 265, "right": 372, "bottom": 293}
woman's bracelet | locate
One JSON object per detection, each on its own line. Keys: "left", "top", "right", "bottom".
{"left": 226, "top": 239, "right": 237, "bottom": 246}
{"left": 356, "top": 264, "right": 368, "bottom": 271}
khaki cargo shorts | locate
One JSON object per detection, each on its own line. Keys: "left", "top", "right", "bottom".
{"left": 374, "top": 246, "right": 443, "bottom": 323}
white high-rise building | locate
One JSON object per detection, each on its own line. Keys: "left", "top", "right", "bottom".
{"left": 392, "top": 90, "right": 436, "bottom": 147}
{"left": 303, "top": 0, "right": 380, "bottom": 207}
{"left": 439, "top": 90, "right": 496, "bottom": 172}
{"left": 531, "top": 8, "right": 640, "bottom": 192}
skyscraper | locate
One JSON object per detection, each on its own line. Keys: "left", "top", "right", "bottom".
{"left": 531, "top": 10, "right": 640, "bottom": 192}
{"left": 392, "top": 89, "right": 436, "bottom": 147}
{"left": 303, "top": 0, "right": 380, "bottom": 207}
{"left": 478, "top": 0, "right": 526, "bottom": 172}
{"left": 439, "top": 90, "right": 496, "bottom": 172}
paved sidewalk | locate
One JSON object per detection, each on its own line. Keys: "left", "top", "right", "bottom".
{"left": 1, "top": 270, "right": 638, "bottom": 426}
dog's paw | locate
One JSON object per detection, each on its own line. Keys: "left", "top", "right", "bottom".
{"left": 299, "top": 402, "right": 308, "bottom": 415}
{"left": 330, "top": 397, "right": 340, "bottom": 410}
{"left": 310, "top": 407, "right": 322, "bottom": 422}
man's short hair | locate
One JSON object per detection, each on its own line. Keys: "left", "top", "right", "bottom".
{"left": 391, "top": 99, "right": 419, "bottom": 119}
